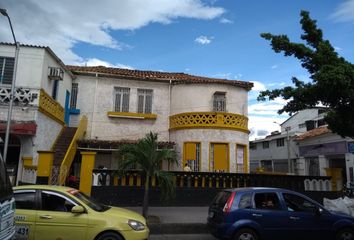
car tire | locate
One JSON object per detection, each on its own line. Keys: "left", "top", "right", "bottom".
{"left": 96, "top": 232, "right": 124, "bottom": 240}
{"left": 336, "top": 228, "right": 354, "bottom": 240}
{"left": 234, "top": 228, "right": 258, "bottom": 240}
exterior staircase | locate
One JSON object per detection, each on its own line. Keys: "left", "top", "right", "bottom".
{"left": 53, "top": 127, "right": 77, "bottom": 166}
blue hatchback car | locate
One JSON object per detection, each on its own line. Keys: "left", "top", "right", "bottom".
{"left": 207, "top": 187, "right": 354, "bottom": 240}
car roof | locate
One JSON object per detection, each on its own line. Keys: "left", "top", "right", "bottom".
{"left": 14, "top": 185, "right": 75, "bottom": 192}
{"left": 225, "top": 187, "right": 292, "bottom": 192}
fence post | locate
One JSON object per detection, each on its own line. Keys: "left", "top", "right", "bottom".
{"left": 79, "top": 151, "right": 96, "bottom": 195}
{"left": 36, "top": 151, "right": 54, "bottom": 184}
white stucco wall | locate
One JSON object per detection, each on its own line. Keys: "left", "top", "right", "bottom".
{"left": 74, "top": 75, "right": 170, "bottom": 141}
{"left": 281, "top": 109, "right": 321, "bottom": 133}
{"left": 170, "top": 84, "right": 248, "bottom": 115}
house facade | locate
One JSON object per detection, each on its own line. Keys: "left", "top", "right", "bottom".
{"left": 0, "top": 43, "right": 74, "bottom": 184}
{"left": 68, "top": 66, "right": 253, "bottom": 173}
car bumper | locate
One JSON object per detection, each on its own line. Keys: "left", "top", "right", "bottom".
{"left": 121, "top": 228, "right": 150, "bottom": 240}
{"left": 207, "top": 220, "right": 232, "bottom": 240}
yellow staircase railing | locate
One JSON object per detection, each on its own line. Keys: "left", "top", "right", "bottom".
{"left": 59, "top": 116, "right": 88, "bottom": 185}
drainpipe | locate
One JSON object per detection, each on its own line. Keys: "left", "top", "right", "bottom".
{"left": 168, "top": 79, "right": 172, "bottom": 142}
{"left": 90, "top": 73, "right": 98, "bottom": 139}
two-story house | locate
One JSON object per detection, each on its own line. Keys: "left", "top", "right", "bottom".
{"left": 67, "top": 66, "right": 253, "bottom": 173}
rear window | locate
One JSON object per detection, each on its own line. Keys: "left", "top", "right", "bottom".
{"left": 238, "top": 193, "right": 252, "bottom": 209}
{"left": 211, "top": 191, "right": 231, "bottom": 208}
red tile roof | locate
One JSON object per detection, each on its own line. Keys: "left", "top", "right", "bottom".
{"left": 295, "top": 126, "right": 331, "bottom": 141}
{"left": 66, "top": 65, "right": 254, "bottom": 90}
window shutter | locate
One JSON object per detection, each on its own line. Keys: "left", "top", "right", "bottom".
{"left": 138, "top": 95, "right": 144, "bottom": 113}
{"left": 115, "top": 92, "right": 121, "bottom": 112}
{"left": 122, "top": 91, "right": 129, "bottom": 112}
{"left": 0, "top": 57, "right": 14, "bottom": 85}
{"left": 145, "top": 94, "right": 152, "bottom": 114}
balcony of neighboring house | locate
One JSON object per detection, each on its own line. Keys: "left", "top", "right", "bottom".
{"left": 0, "top": 85, "right": 65, "bottom": 125}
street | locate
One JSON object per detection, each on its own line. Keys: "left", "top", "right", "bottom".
{"left": 150, "top": 234, "right": 216, "bottom": 240}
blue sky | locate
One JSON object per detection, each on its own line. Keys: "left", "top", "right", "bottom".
{"left": 1, "top": 0, "right": 353, "bottom": 139}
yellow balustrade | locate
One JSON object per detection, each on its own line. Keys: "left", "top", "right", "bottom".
{"left": 169, "top": 112, "right": 249, "bottom": 132}
{"left": 38, "top": 89, "right": 65, "bottom": 124}
{"left": 59, "top": 115, "right": 88, "bottom": 185}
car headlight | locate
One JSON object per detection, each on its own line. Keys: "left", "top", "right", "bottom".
{"left": 128, "top": 219, "right": 145, "bottom": 231}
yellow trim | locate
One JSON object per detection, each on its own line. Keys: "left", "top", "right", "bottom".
{"left": 107, "top": 111, "right": 157, "bottom": 119}
{"left": 170, "top": 112, "right": 249, "bottom": 133}
{"left": 38, "top": 89, "right": 65, "bottom": 125}
{"left": 59, "top": 116, "right": 88, "bottom": 185}
{"left": 79, "top": 151, "right": 96, "bottom": 196}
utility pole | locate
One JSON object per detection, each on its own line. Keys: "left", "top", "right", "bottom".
{"left": 285, "top": 126, "right": 291, "bottom": 173}
{"left": 0, "top": 8, "right": 20, "bottom": 163}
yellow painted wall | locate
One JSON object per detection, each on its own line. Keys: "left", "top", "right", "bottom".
{"left": 79, "top": 152, "right": 96, "bottom": 195}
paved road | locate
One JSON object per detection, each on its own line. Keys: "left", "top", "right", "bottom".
{"left": 150, "top": 234, "right": 216, "bottom": 240}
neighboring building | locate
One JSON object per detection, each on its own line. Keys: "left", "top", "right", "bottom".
{"left": 249, "top": 107, "right": 328, "bottom": 174}
{"left": 67, "top": 66, "right": 253, "bottom": 173}
{"left": 0, "top": 43, "right": 75, "bottom": 184}
{"left": 295, "top": 126, "right": 354, "bottom": 187}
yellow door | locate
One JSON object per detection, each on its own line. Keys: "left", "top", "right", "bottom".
{"left": 13, "top": 190, "right": 37, "bottom": 240}
{"left": 34, "top": 190, "right": 88, "bottom": 240}
{"left": 213, "top": 143, "right": 229, "bottom": 172}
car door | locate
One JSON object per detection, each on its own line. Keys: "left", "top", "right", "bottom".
{"left": 282, "top": 192, "right": 333, "bottom": 240}
{"left": 13, "top": 190, "right": 37, "bottom": 240}
{"left": 251, "top": 191, "right": 290, "bottom": 240}
{"left": 34, "top": 190, "right": 88, "bottom": 240}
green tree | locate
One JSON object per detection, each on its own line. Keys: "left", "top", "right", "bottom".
{"left": 258, "top": 10, "right": 354, "bottom": 138}
{"left": 119, "top": 132, "right": 177, "bottom": 218}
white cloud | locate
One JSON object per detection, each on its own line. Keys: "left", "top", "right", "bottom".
{"left": 334, "top": 46, "right": 342, "bottom": 51}
{"left": 248, "top": 98, "right": 288, "bottom": 116}
{"left": 249, "top": 115, "right": 287, "bottom": 140}
{"left": 271, "top": 65, "right": 278, "bottom": 69}
{"left": 0, "top": 0, "right": 224, "bottom": 64}
{"left": 85, "top": 58, "right": 134, "bottom": 69}
{"left": 332, "top": 0, "right": 354, "bottom": 22}
{"left": 195, "top": 35, "right": 213, "bottom": 45}
{"left": 220, "top": 17, "right": 233, "bottom": 24}
{"left": 250, "top": 81, "right": 266, "bottom": 91}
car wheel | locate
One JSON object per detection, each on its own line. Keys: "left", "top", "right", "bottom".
{"left": 96, "top": 232, "right": 124, "bottom": 240}
{"left": 234, "top": 228, "right": 258, "bottom": 240}
{"left": 336, "top": 228, "right": 354, "bottom": 240}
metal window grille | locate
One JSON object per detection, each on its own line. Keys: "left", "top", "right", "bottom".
{"left": 276, "top": 138, "right": 284, "bottom": 147}
{"left": 0, "top": 57, "right": 15, "bottom": 85}
{"left": 213, "top": 92, "right": 226, "bottom": 111}
{"left": 114, "top": 87, "right": 130, "bottom": 112}
{"left": 70, "top": 83, "right": 78, "bottom": 108}
{"left": 137, "top": 89, "right": 153, "bottom": 114}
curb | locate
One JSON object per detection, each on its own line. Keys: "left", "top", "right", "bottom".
{"left": 148, "top": 223, "right": 209, "bottom": 234}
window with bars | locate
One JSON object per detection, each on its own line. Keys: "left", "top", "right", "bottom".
{"left": 0, "top": 57, "right": 15, "bottom": 85}
{"left": 70, "top": 83, "right": 78, "bottom": 109}
{"left": 276, "top": 138, "right": 285, "bottom": 147}
{"left": 213, "top": 92, "right": 226, "bottom": 112}
{"left": 137, "top": 89, "right": 153, "bottom": 114}
{"left": 114, "top": 87, "right": 130, "bottom": 112}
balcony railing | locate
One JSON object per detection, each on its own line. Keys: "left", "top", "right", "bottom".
{"left": 0, "top": 85, "right": 39, "bottom": 105}
{"left": 38, "top": 89, "right": 64, "bottom": 124}
{"left": 169, "top": 112, "right": 248, "bottom": 132}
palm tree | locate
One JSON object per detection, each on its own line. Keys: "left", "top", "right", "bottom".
{"left": 119, "top": 132, "right": 177, "bottom": 218}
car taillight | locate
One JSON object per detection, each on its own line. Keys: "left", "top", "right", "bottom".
{"left": 223, "top": 192, "right": 236, "bottom": 213}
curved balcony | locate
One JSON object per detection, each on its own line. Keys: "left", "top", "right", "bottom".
{"left": 169, "top": 112, "right": 249, "bottom": 132}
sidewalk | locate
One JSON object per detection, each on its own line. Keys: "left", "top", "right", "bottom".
{"left": 127, "top": 207, "right": 210, "bottom": 234}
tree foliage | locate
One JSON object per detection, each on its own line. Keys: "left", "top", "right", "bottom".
{"left": 119, "top": 132, "right": 177, "bottom": 218}
{"left": 259, "top": 10, "right": 354, "bottom": 138}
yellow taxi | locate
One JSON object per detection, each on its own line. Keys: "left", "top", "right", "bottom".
{"left": 13, "top": 185, "right": 149, "bottom": 240}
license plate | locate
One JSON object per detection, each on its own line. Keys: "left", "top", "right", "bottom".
{"left": 15, "top": 225, "right": 30, "bottom": 240}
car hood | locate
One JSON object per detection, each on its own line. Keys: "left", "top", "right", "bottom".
{"left": 105, "top": 206, "right": 147, "bottom": 224}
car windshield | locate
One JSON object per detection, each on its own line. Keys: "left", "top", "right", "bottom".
{"left": 71, "top": 191, "right": 110, "bottom": 212}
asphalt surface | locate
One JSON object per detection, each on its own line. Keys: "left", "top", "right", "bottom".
{"left": 149, "top": 234, "right": 216, "bottom": 240}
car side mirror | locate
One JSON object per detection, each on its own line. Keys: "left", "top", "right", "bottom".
{"left": 71, "top": 205, "right": 85, "bottom": 214}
